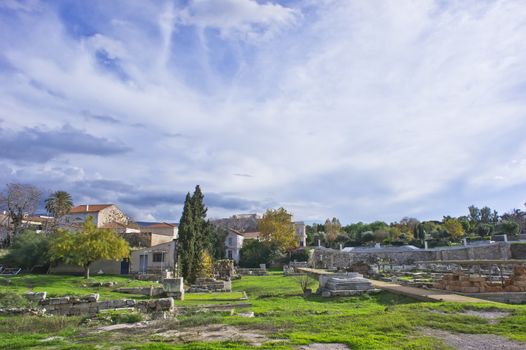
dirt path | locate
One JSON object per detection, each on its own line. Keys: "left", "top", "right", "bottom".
{"left": 420, "top": 328, "right": 525, "bottom": 350}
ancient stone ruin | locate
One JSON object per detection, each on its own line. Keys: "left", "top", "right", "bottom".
{"left": 113, "top": 277, "right": 184, "bottom": 300}
{"left": 433, "top": 265, "right": 526, "bottom": 293}
{"left": 21, "top": 292, "right": 175, "bottom": 316}
{"left": 214, "top": 259, "right": 238, "bottom": 280}
{"left": 318, "top": 272, "right": 377, "bottom": 297}
{"left": 188, "top": 278, "right": 232, "bottom": 293}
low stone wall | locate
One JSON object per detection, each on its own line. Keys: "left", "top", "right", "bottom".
{"left": 311, "top": 243, "right": 512, "bottom": 269}
{"left": 188, "top": 278, "right": 232, "bottom": 293}
{"left": 30, "top": 293, "right": 174, "bottom": 316}
{"left": 511, "top": 243, "right": 526, "bottom": 259}
{"left": 462, "top": 292, "right": 526, "bottom": 304}
{"left": 114, "top": 286, "right": 165, "bottom": 297}
{"left": 433, "top": 265, "right": 526, "bottom": 293}
{"left": 237, "top": 268, "right": 267, "bottom": 276}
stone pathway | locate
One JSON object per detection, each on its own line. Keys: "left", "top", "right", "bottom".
{"left": 369, "top": 280, "right": 495, "bottom": 303}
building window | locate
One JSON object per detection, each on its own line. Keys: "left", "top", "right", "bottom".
{"left": 228, "top": 237, "right": 233, "bottom": 245}
{"left": 152, "top": 252, "right": 164, "bottom": 262}
{"left": 227, "top": 250, "right": 233, "bottom": 259}
{"left": 300, "top": 241, "right": 304, "bottom": 247}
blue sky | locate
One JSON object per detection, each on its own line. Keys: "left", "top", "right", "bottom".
{"left": 0, "top": 0, "right": 526, "bottom": 223}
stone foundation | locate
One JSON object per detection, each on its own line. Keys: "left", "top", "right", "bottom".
{"left": 115, "top": 286, "right": 165, "bottom": 297}
{"left": 318, "top": 272, "right": 377, "bottom": 297}
{"left": 433, "top": 265, "right": 526, "bottom": 293}
{"left": 188, "top": 278, "right": 232, "bottom": 293}
{"left": 22, "top": 292, "right": 175, "bottom": 316}
{"left": 237, "top": 267, "right": 267, "bottom": 276}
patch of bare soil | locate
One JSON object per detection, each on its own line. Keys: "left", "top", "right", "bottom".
{"left": 461, "top": 310, "right": 511, "bottom": 324}
{"left": 297, "top": 343, "right": 350, "bottom": 350}
{"left": 420, "top": 328, "right": 525, "bottom": 350}
{"left": 156, "top": 324, "right": 272, "bottom": 346}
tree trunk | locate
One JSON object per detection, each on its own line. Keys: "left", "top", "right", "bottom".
{"left": 84, "top": 265, "right": 90, "bottom": 279}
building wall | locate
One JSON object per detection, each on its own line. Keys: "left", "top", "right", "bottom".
{"left": 49, "top": 260, "right": 123, "bottom": 275}
{"left": 130, "top": 241, "right": 177, "bottom": 274}
{"left": 224, "top": 232, "right": 243, "bottom": 263}
{"left": 96, "top": 206, "right": 128, "bottom": 227}
{"left": 295, "top": 222, "right": 306, "bottom": 247}
{"left": 150, "top": 233, "right": 177, "bottom": 246}
{"left": 62, "top": 212, "right": 99, "bottom": 227}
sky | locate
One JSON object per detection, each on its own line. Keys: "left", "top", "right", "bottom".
{"left": 0, "top": 0, "right": 526, "bottom": 224}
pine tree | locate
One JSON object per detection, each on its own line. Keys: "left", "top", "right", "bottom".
{"left": 178, "top": 193, "right": 196, "bottom": 282}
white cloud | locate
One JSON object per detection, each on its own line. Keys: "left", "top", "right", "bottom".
{"left": 0, "top": 0, "right": 526, "bottom": 222}
{"left": 175, "top": 0, "right": 301, "bottom": 41}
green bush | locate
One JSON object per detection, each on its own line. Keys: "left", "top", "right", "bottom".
{"left": 1, "top": 230, "right": 50, "bottom": 271}
{"left": 289, "top": 248, "right": 309, "bottom": 262}
{"left": 239, "top": 240, "right": 278, "bottom": 268}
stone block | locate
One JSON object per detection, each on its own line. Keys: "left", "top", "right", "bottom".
{"left": 24, "top": 292, "right": 46, "bottom": 302}
{"left": 48, "top": 297, "right": 70, "bottom": 305}
{"left": 163, "top": 278, "right": 183, "bottom": 293}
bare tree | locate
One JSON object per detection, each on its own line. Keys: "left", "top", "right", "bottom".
{"left": 0, "top": 183, "right": 42, "bottom": 244}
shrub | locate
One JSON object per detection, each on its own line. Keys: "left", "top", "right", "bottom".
{"left": 239, "top": 240, "right": 278, "bottom": 268}
{"left": 1, "top": 230, "right": 50, "bottom": 270}
{"left": 289, "top": 248, "right": 309, "bottom": 262}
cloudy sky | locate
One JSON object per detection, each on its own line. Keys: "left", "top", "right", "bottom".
{"left": 1, "top": 0, "right": 525, "bottom": 223}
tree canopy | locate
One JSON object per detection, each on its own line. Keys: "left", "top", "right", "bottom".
{"left": 45, "top": 190, "right": 73, "bottom": 219}
{"left": 178, "top": 185, "right": 213, "bottom": 283}
{"left": 258, "top": 207, "right": 298, "bottom": 252}
{"left": 49, "top": 217, "right": 129, "bottom": 278}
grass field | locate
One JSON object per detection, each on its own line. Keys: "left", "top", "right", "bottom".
{"left": 1, "top": 272, "right": 526, "bottom": 349}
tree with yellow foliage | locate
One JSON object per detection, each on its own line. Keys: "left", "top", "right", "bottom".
{"left": 258, "top": 208, "right": 298, "bottom": 253}
{"left": 49, "top": 217, "right": 129, "bottom": 278}
{"left": 443, "top": 218, "right": 465, "bottom": 240}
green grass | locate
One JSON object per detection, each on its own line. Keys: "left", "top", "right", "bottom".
{"left": 4, "top": 274, "right": 161, "bottom": 300}
{"left": 1, "top": 273, "right": 526, "bottom": 349}
{"left": 179, "top": 292, "right": 246, "bottom": 306}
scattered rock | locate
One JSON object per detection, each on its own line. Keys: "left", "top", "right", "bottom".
{"left": 237, "top": 311, "right": 255, "bottom": 318}
{"left": 461, "top": 310, "right": 511, "bottom": 324}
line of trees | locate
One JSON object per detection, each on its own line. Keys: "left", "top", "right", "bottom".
{"left": 307, "top": 203, "right": 526, "bottom": 248}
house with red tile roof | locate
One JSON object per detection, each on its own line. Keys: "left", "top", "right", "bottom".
{"left": 61, "top": 204, "right": 129, "bottom": 228}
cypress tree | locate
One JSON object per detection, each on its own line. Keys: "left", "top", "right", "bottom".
{"left": 178, "top": 193, "right": 196, "bottom": 282}
{"left": 189, "top": 185, "right": 214, "bottom": 281}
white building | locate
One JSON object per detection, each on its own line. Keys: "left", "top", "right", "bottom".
{"left": 294, "top": 222, "right": 307, "bottom": 247}
{"left": 224, "top": 229, "right": 260, "bottom": 264}
{"left": 61, "top": 204, "right": 129, "bottom": 228}
{"left": 130, "top": 240, "right": 177, "bottom": 274}
{"left": 139, "top": 222, "right": 178, "bottom": 246}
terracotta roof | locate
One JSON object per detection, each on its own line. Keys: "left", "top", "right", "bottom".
{"left": 144, "top": 222, "right": 177, "bottom": 228}
{"left": 241, "top": 231, "right": 261, "bottom": 239}
{"left": 69, "top": 204, "right": 113, "bottom": 214}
